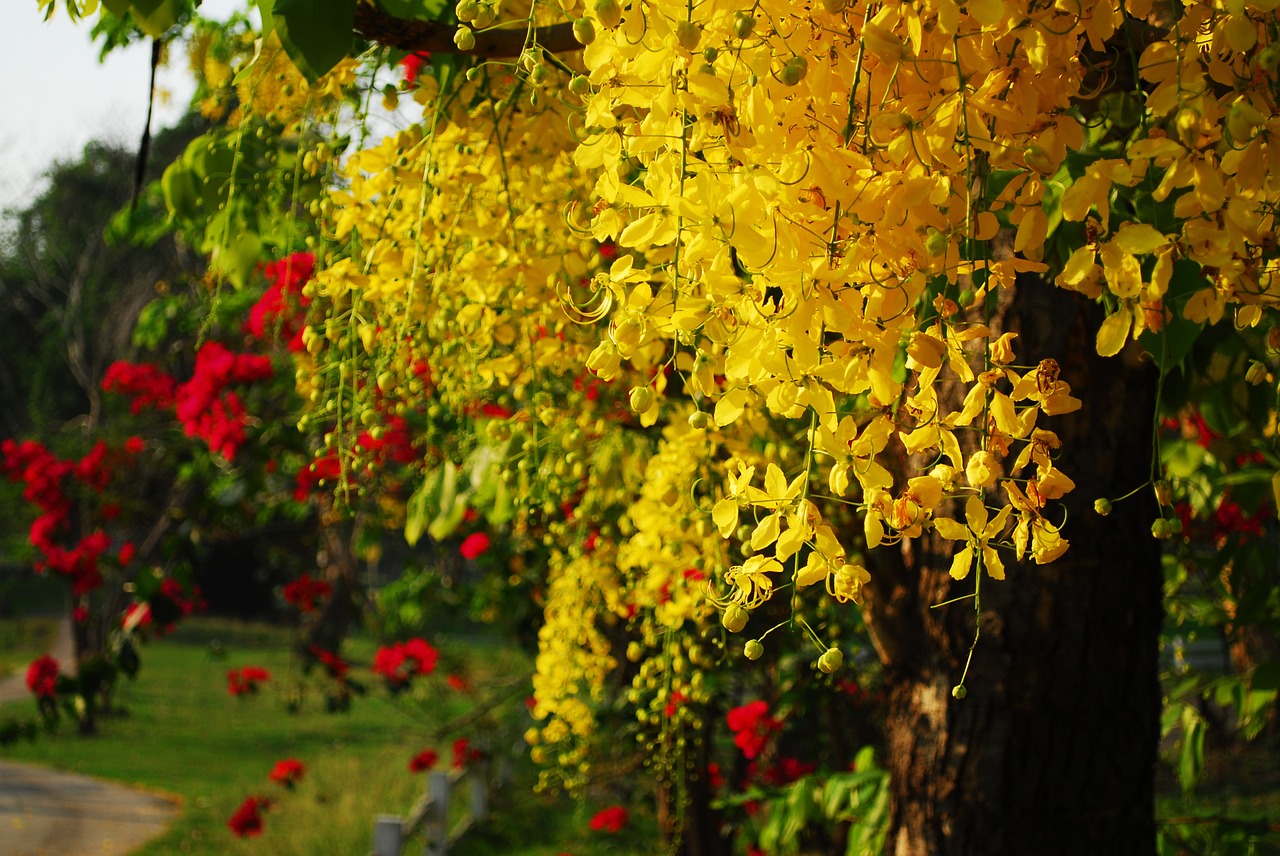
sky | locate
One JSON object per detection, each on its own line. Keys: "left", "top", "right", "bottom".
{"left": 0, "top": 0, "right": 241, "bottom": 212}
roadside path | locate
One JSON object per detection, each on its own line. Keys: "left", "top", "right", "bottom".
{"left": 0, "top": 760, "right": 179, "bottom": 856}
{"left": 1, "top": 616, "right": 180, "bottom": 855}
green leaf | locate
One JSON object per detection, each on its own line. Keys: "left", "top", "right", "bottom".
{"left": 1178, "top": 704, "right": 1206, "bottom": 793}
{"left": 404, "top": 468, "right": 443, "bottom": 546}
{"left": 272, "top": 0, "right": 355, "bottom": 81}
{"left": 428, "top": 461, "right": 469, "bottom": 540}
{"left": 209, "top": 230, "right": 262, "bottom": 289}
{"left": 133, "top": 0, "right": 180, "bottom": 35}
{"left": 375, "top": 0, "right": 450, "bottom": 21}
{"left": 1251, "top": 659, "right": 1280, "bottom": 692}
{"left": 1142, "top": 259, "right": 1207, "bottom": 374}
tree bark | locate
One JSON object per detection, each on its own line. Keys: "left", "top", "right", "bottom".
{"left": 865, "top": 275, "right": 1164, "bottom": 855}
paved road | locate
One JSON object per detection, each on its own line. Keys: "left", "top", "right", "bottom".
{"left": 1, "top": 617, "right": 179, "bottom": 855}
{"left": 0, "top": 761, "right": 179, "bottom": 856}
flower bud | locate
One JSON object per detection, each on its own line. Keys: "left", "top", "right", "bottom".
{"left": 818, "top": 647, "right": 843, "bottom": 673}
{"left": 743, "top": 639, "right": 763, "bottom": 660}
{"left": 629, "top": 385, "right": 655, "bottom": 414}
{"left": 721, "top": 604, "right": 747, "bottom": 633}
{"left": 1093, "top": 498, "right": 1112, "bottom": 516}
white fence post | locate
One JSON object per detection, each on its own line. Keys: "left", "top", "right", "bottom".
{"left": 424, "top": 770, "right": 451, "bottom": 856}
{"left": 372, "top": 815, "right": 403, "bottom": 856}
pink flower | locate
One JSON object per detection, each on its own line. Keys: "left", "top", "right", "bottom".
{"left": 588, "top": 805, "right": 629, "bottom": 833}
{"left": 459, "top": 532, "right": 490, "bottom": 560}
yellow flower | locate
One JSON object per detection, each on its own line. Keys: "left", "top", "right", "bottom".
{"left": 933, "top": 495, "right": 1013, "bottom": 581}
{"left": 1004, "top": 481, "right": 1070, "bottom": 564}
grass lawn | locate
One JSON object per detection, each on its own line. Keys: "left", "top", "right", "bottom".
{"left": 0, "top": 617, "right": 659, "bottom": 855}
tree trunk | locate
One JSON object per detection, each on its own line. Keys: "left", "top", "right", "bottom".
{"left": 865, "top": 275, "right": 1164, "bottom": 855}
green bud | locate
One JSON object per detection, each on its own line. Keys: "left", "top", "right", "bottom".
{"left": 1093, "top": 498, "right": 1112, "bottom": 516}
{"left": 453, "top": 26, "right": 476, "bottom": 51}
{"left": 951, "top": 684, "right": 967, "bottom": 700}
{"left": 818, "top": 647, "right": 843, "bottom": 673}
{"left": 629, "top": 385, "right": 655, "bottom": 414}
{"left": 721, "top": 604, "right": 748, "bottom": 633}
{"left": 573, "top": 17, "right": 596, "bottom": 45}
{"left": 743, "top": 639, "right": 763, "bottom": 660}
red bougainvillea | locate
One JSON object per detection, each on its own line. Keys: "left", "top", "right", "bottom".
{"left": 459, "top": 532, "right": 490, "bottom": 560}
{"left": 588, "top": 805, "right": 629, "bottom": 833}
{"left": 227, "top": 796, "right": 271, "bottom": 837}
{"left": 246, "top": 252, "right": 314, "bottom": 351}
{"left": 726, "top": 701, "right": 781, "bottom": 761}
{"left": 25, "top": 654, "right": 60, "bottom": 699}
{"left": 408, "top": 749, "right": 439, "bottom": 773}
{"left": 451, "top": 737, "right": 482, "bottom": 770}
{"left": 227, "top": 666, "right": 271, "bottom": 696}
{"left": 281, "top": 573, "right": 332, "bottom": 613}
{"left": 268, "top": 759, "right": 306, "bottom": 789}
{"left": 372, "top": 637, "right": 439, "bottom": 688}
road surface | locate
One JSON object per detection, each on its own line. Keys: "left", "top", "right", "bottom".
{"left": 1, "top": 616, "right": 179, "bottom": 855}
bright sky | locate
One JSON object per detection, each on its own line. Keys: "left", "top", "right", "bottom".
{"left": 0, "top": 0, "right": 242, "bottom": 212}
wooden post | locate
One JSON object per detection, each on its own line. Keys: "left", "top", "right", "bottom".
{"left": 372, "top": 815, "right": 403, "bottom": 856}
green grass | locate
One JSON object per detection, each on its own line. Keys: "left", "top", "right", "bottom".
{"left": 0, "top": 617, "right": 660, "bottom": 855}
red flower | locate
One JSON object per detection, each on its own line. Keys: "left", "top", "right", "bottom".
{"left": 452, "top": 738, "right": 482, "bottom": 770}
{"left": 588, "top": 805, "right": 629, "bottom": 833}
{"left": 372, "top": 637, "right": 438, "bottom": 686}
{"left": 447, "top": 674, "right": 471, "bottom": 693}
{"left": 400, "top": 51, "right": 431, "bottom": 86}
{"left": 26, "top": 654, "right": 59, "bottom": 699}
{"left": 118, "top": 541, "right": 136, "bottom": 566}
{"left": 227, "top": 666, "right": 271, "bottom": 696}
{"left": 460, "top": 532, "right": 490, "bottom": 560}
{"left": 282, "top": 573, "right": 332, "bottom": 613}
{"left": 403, "top": 638, "right": 438, "bottom": 675}
{"left": 268, "top": 759, "right": 305, "bottom": 789}
{"left": 227, "top": 796, "right": 270, "bottom": 837}
{"left": 409, "top": 749, "right": 439, "bottom": 772}
{"left": 310, "top": 646, "right": 349, "bottom": 679}
{"left": 124, "top": 435, "right": 146, "bottom": 455}
{"left": 726, "top": 700, "right": 781, "bottom": 760}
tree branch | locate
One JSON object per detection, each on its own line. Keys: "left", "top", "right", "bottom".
{"left": 352, "top": 2, "right": 580, "bottom": 58}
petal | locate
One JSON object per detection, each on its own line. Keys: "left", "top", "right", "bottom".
{"left": 949, "top": 546, "right": 974, "bottom": 580}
